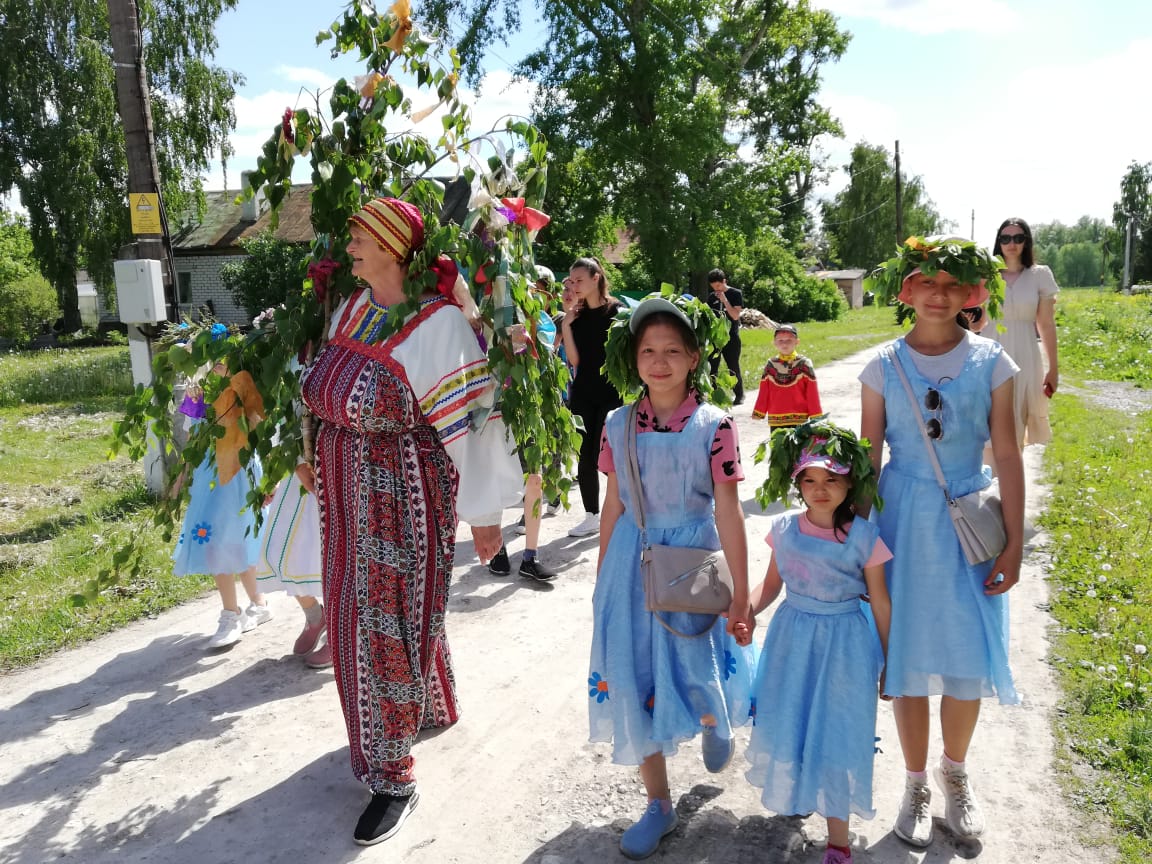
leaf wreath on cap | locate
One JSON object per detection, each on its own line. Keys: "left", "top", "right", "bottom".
{"left": 603, "top": 283, "right": 733, "bottom": 404}
{"left": 865, "top": 235, "right": 1006, "bottom": 324}
{"left": 753, "top": 416, "right": 882, "bottom": 512}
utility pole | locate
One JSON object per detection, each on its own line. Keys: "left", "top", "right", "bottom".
{"left": 894, "top": 140, "right": 904, "bottom": 244}
{"left": 971, "top": 209, "right": 975, "bottom": 241}
{"left": 108, "top": 0, "right": 175, "bottom": 493}
{"left": 1122, "top": 212, "right": 1134, "bottom": 293}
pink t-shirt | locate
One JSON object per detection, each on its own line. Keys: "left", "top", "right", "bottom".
{"left": 598, "top": 392, "right": 744, "bottom": 484}
{"left": 766, "top": 511, "right": 893, "bottom": 568}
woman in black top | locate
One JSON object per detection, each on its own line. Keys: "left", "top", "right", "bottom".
{"left": 560, "top": 257, "right": 624, "bottom": 537}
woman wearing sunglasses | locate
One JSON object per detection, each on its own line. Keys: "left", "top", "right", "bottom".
{"left": 859, "top": 237, "right": 1025, "bottom": 850}
{"left": 989, "top": 218, "right": 1059, "bottom": 447}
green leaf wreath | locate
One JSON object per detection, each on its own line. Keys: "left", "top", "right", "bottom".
{"left": 864, "top": 235, "right": 1007, "bottom": 325}
{"left": 602, "top": 284, "right": 734, "bottom": 405}
{"left": 753, "top": 416, "right": 882, "bottom": 512}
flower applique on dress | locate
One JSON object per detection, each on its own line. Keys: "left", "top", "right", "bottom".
{"left": 588, "top": 672, "right": 610, "bottom": 703}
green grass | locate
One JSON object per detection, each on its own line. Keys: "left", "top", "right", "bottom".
{"left": 1039, "top": 288, "right": 1152, "bottom": 862}
{"left": 739, "top": 304, "right": 903, "bottom": 391}
{"left": 0, "top": 348, "right": 211, "bottom": 670}
{"left": 0, "top": 346, "right": 134, "bottom": 408}
{"left": 1055, "top": 286, "right": 1152, "bottom": 385}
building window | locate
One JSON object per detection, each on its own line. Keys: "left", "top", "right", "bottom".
{"left": 177, "top": 271, "right": 192, "bottom": 304}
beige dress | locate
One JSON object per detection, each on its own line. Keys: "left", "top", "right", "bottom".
{"left": 988, "top": 264, "right": 1059, "bottom": 445}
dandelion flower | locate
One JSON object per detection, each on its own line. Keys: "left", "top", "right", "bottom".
{"left": 1086, "top": 589, "right": 1097, "bottom": 598}
{"left": 1135, "top": 644, "right": 1148, "bottom": 655}
{"left": 1101, "top": 563, "right": 1112, "bottom": 571}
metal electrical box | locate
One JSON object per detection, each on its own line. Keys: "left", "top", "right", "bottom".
{"left": 114, "top": 259, "right": 167, "bottom": 324}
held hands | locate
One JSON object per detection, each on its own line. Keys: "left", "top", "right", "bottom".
{"left": 984, "top": 543, "right": 1023, "bottom": 595}
{"left": 470, "top": 524, "right": 503, "bottom": 564}
{"left": 725, "top": 599, "right": 755, "bottom": 646}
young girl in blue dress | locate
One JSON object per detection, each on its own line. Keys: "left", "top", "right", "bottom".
{"left": 588, "top": 295, "right": 756, "bottom": 860}
{"left": 860, "top": 237, "right": 1025, "bottom": 848}
{"left": 172, "top": 363, "right": 271, "bottom": 650}
{"left": 740, "top": 420, "right": 891, "bottom": 864}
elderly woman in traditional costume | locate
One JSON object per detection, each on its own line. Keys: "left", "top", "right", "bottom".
{"left": 301, "top": 197, "right": 520, "bottom": 846}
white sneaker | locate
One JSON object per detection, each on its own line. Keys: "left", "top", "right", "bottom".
{"left": 546, "top": 501, "right": 562, "bottom": 517}
{"left": 934, "top": 761, "right": 985, "bottom": 838}
{"left": 207, "top": 609, "right": 248, "bottom": 649}
{"left": 568, "top": 512, "right": 600, "bottom": 538}
{"left": 244, "top": 603, "right": 273, "bottom": 629}
{"left": 893, "top": 777, "right": 933, "bottom": 847}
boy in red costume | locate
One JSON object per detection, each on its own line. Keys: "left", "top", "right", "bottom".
{"left": 752, "top": 324, "right": 823, "bottom": 429}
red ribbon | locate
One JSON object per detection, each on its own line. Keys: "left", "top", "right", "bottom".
{"left": 500, "top": 198, "right": 550, "bottom": 232}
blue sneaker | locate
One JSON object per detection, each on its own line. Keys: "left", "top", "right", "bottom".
{"left": 701, "top": 724, "right": 734, "bottom": 773}
{"left": 620, "top": 799, "right": 678, "bottom": 860}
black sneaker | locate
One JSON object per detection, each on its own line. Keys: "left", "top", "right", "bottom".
{"left": 353, "top": 790, "right": 420, "bottom": 846}
{"left": 519, "top": 558, "right": 557, "bottom": 582}
{"left": 488, "top": 546, "right": 511, "bottom": 575}
{"left": 513, "top": 514, "right": 527, "bottom": 535}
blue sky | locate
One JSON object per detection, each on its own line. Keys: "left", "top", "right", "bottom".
{"left": 209, "top": 0, "right": 1152, "bottom": 243}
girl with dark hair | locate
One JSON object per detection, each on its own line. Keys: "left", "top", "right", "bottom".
{"left": 589, "top": 296, "right": 754, "bottom": 860}
{"left": 740, "top": 420, "right": 891, "bottom": 864}
{"left": 989, "top": 217, "right": 1060, "bottom": 447}
{"left": 560, "top": 257, "right": 624, "bottom": 537}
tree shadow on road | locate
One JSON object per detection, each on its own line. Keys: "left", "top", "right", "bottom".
{"left": 0, "top": 636, "right": 328, "bottom": 843}
{"left": 0, "top": 749, "right": 381, "bottom": 864}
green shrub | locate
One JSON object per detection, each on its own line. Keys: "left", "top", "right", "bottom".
{"left": 0, "top": 272, "right": 60, "bottom": 345}
{"left": 746, "top": 274, "right": 845, "bottom": 323}
{"left": 220, "top": 232, "right": 310, "bottom": 320}
{"left": 724, "top": 230, "right": 845, "bottom": 323}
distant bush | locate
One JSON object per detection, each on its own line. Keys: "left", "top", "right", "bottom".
{"left": 220, "top": 232, "right": 310, "bottom": 320}
{"left": 0, "top": 273, "right": 60, "bottom": 346}
{"left": 723, "top": 230, "right": 845, "bottom": 323}
{"left": 745, "top": 274, "right": 845, "bottom": 324}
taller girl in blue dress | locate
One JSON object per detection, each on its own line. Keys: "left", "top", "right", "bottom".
{"left": 588, "top": 295, "right": 755, "bottom": 860}
{"left": 860, "top": 237, "right": 1025, "bottom": 848}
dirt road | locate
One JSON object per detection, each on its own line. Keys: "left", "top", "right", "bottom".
{"left": 0, "top": 346, "right": 1112, "bottom": 863}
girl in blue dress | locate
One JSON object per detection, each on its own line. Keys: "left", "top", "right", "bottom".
{"left": 588, "top": 295, "right": 755, "bottom": 860}
{"left": 860, "top": 237, "right": 1025, "bottom": 848}
{"left": 741, "top": 420, "right": 891, "bottom": 864}
{"left": 172, "top": 365, "right": 271, "bottom": 650}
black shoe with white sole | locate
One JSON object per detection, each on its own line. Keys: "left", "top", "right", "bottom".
{"left": 353, "top": 790, "right": 420, "bottom": 846}
{"left": 519, "top": 558, "right": 558, "bottom": 582}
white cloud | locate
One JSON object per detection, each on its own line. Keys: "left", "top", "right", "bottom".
{"left": 816, "top": 0, "right": 1020, "bottom": 34}
{"left": 274, "top": 65, "right": 336, "bottom": 90}
{"left": 815, "top": 37, "right": 1151, "bottom": 241}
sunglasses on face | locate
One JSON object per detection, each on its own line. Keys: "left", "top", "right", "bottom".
{"left": 998, "top": 233, "right": 1027, "bottom": 246}
{"left": 924, "top": 387, "right": 943, "bottom": 440}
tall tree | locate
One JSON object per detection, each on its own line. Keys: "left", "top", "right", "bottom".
{"left": 421, "top": 0, "right": 848, "bottom": 291}
{"left": 0, "top": 0, "right": 241, "bottom": 329}
{"left": 821, "top": 141, "right": 944, "bottom": 270}
{"left": 1111, "top": 161, "right": 1152, "bottom": 286}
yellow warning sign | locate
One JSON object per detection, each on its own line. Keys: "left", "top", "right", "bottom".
{"left": 130, "top": 193, "right": 162, "bottom": 235}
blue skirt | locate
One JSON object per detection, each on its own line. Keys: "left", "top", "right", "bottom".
{"left": 172, "top": 456, "right": 264, "bottom": 577}
{"left": 588, "top": 513, "right": 756, "bottom": 765}
{"left": 877, "top": 465, "right": 1018, "bottom": 704}
{"left": 745, "top": 594, "right": 882, "bottom": 820}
